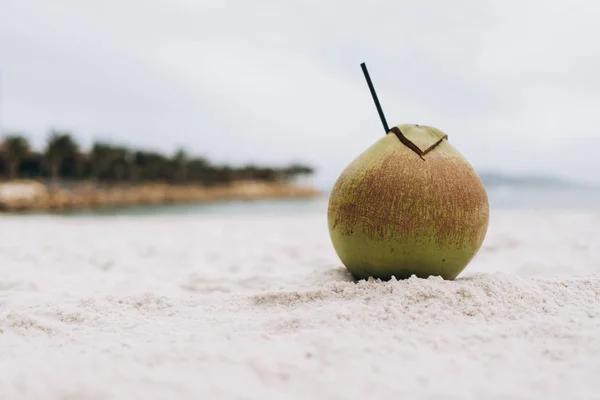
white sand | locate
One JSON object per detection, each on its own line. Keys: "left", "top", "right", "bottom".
{"left": 1, "top": 208, "right": 600, "bottom": 399}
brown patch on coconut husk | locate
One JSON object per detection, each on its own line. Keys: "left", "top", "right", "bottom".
{"left": 329, "top": 135, "right": 488, "bottom": 249}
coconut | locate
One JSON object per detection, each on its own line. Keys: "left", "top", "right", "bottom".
{"left": 327, "top": 123, "right": 489, "bottom": 280}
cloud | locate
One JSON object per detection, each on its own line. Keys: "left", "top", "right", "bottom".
{"left": 1, "top": 0, "right": 600, "bottom": 187}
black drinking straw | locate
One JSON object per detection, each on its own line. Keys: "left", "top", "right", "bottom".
{"left": 360, "top": 62, "right": 389, "bottom": 134}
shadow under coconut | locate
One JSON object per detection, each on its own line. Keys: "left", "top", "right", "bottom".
{"left": 322, "top": 265, "right": 483, "bottom": 284}
{"left": 344, "top": 272, "right": 476, "bottom": 284}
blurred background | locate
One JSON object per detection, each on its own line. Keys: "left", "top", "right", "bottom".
{"left": 1, "top": 0, "right": 599, "bottom": 215}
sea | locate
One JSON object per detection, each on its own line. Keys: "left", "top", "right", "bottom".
{"left": 62, "top": 184, "right": 600, "bottom": 217}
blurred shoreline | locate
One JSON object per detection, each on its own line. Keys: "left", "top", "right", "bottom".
{"left": 0, "top": 179, "right": 321, "bottom": 213}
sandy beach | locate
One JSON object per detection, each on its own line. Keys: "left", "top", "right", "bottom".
{"left": 0, "top": 180, "right": 320, "bottom": 213}
{"left": 1, "top": 207, "right": 600, "bottom": 399}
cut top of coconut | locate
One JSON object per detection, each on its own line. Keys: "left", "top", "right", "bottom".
{"left": 388, "top": 124, "right": 448, "bottom": 158}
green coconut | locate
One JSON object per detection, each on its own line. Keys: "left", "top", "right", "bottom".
{"left": 327, "top": 123, "right": 489, "bottom": 280}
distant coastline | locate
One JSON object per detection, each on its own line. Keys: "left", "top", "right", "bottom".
{"left": 0, "top": 179, "right": 321, "bottom": 213}
{"left": 478, "top": 172, "right": 598, "bottom": 190}
{"left": 0, "top": 130, "right": 319, "bottom": 213}
{"left": 480, "top": 172, "right": 572, "bottom": 188}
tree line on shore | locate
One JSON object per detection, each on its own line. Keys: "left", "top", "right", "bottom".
{"left": 0, "top": 131, "right": 314, "bottom": 185}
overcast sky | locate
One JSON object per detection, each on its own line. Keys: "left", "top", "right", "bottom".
{"left": 2, "top": 0, "right": 600, "bottom": 187}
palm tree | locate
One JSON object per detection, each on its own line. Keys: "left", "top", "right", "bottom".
{"left": 90, "top": 142, "right": 116, "bottom": 181}
{"left": 110, "top": 146, "right": 130, "bottom": 182}
{"left": 135, "top": 151, "right": 170, "bottom": 181}
{"left": 125, "top": 150, "right": 140, "bottom": 182}
{"left": 45, "top": 131, "right": 79, "bottom": 184}
{"left": 1, "top": 134, "right": 30, "bottom": 180}
{"left": 172, "top": 148, "right": 189, "bottom": 182}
